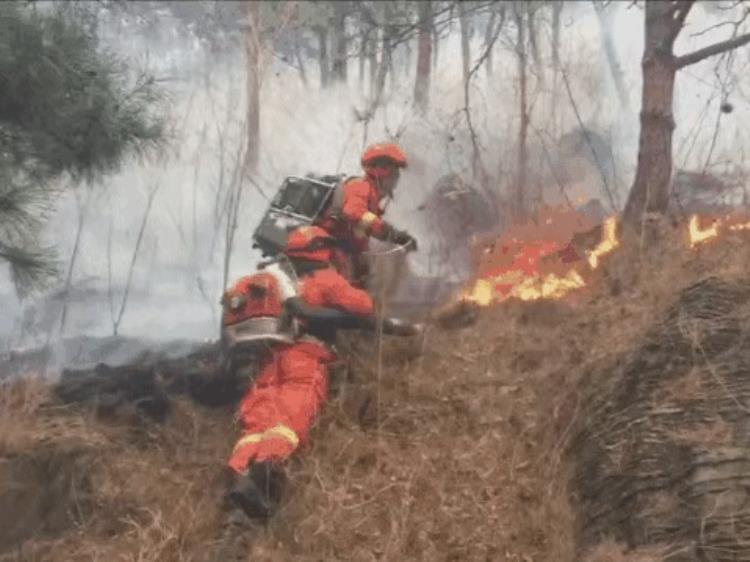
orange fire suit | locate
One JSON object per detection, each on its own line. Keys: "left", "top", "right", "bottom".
{"left": 227, "top": 267, "right": 374, "bottom": 475}
{"left": 316, "top": 176, "right": 389, "bottom": 281}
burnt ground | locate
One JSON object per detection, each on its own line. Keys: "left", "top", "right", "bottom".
{"left": 1, "top": 225, "right": 750, "bottom": 561}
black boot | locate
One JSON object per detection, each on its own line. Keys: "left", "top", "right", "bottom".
{"left": 227, "top": 461, "right": 286, "bottom": 522}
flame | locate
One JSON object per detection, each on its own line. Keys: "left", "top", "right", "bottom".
{"left": 729, "top": 221, "right": 750, "bottom": 232}
{"left": 461, "top": 214, "right": 619, "bottom": 306}
{"left": 587, "top": 216, "right": 619, "bottom": 269}
{"left": 688, "top": 215, "right": 720, "bottom": 248}
{"left": 459, "top": 209, "right": 750, "bottom": 310}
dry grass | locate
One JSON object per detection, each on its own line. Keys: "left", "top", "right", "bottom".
{"left": 2, "top": 224, "right": 750, "bottom": 561}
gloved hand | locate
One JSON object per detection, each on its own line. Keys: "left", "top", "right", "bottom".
{"left": 382, "top": 318, "right": 425, "bottom": 337}
{"left": 391, "top": 228, "right": 418, "bottom": 251}
{"left": 380, "top": 222, "right": 418, "bottom": 251}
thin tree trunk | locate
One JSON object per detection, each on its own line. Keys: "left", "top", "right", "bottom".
{"left": 414, "top": 0, "right": 433, "bottom": 113}
{"left": 368, "top": 28, "right": 378, "bottom": 98}
{"left": 332, "top": 1, "right": 348, "bottom": 83}
{"left": 57, "top": 190, "right": 90, "bottom": 338}
{"left": 315, "top": 26, "right": 330, "bottom": 88}
{"left": 484, "top": 6, "right": 498, "bottom": 78}
{"left": 514, "top": 4, "right": 529, "bottom": 219}
{"left": 372, "top": 8, "right": 393, "bottom": 109}
{"left": 551, "top": 2, "right": 562, "bottom": 133}
{"left": 458, "top": 2, "right": 471, "bottom": 87}
{"left": 432, "top": 11, "right": 440, "bottom": 71}
{"left": 527, "top": 4, "right": 544, "bottom": 87}
{"left": 359, "top": 29, "right": 368, "bottom": 87}
{"left": 593, "top": 1, "right": 631, "bottom": 114}
{"left": 107, "top": 209, "right": 115, "bottom": 330}
{"left": 112, "top": 184, "right": 160, "bottom": 336}
{"left": 244, "top": 1, "right": 261, "bottom": 173}
{"left": 294, "top": 31, "right": 308, "bottom": 87}
{"left": 403, "top": 37, "right": 413, "bottom": 78}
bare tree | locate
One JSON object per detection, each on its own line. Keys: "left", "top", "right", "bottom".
{"left": 111, "top": 183, "right": 161, "bottom": 336}
{"left": 243, "top": 1, "right": 261, "bottom": 173}
{"left": 414, "top": 0, "right": 433, "bottom": 112}
{"left": 592, "top": 0, "right": 631, "bottom": 114}
{"left": 527, "top": 2, "right": 543, "bottom": 87}
{"left": 331, "top": 1, "right": 349, "bottom": 83}
{"left": 623, "top": 0, "right": 750, "bottom": 228}
{"left": 458, "top": 1, "right": 471, "bottom": 87}
{"left": 371, "top": 3, "right": 395, "bottom": 110}
{"left": 432, "top": 2, "right": 441, "bottom": 71}
{"left": 57, "top": 188, "right": 92, "bottom": 338}
{"left": 483, "top": 3, "right": 501, "bottom": 78}
{"left": 315, "top": 25, "right": 330, "bottom": 88}
{"left": 513, "top": 2, "right": 529, "bottom": 219}
{"left": 550, "top": 1, "right": 563, "bottom": 133}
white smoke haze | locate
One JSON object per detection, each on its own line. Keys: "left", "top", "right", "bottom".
{"left": 2, "top": 1, "right": 749, "bottom": 358}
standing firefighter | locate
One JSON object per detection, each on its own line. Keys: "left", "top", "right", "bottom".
{"left": 316, "top": 142, "right": 418, "bottom": 285}
{"left": 225, "top": 226, "right": 419, "bottom": 521}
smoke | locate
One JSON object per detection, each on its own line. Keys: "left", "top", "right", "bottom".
{"left": 2, "top": 1, "right": 749, "bottom": 355}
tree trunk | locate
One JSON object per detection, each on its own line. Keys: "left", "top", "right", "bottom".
{"left": 432, "top": 11, "right": 440, "bottom": 71}
{"left": 484, "top": 6, "right": 498, "bottom": 78}
{"left": 527, "top": 4, "right": 544, "bottom": 87}
{"left": 244, "top": 1, "right": 260, "bottom": 173}
{"left": 368, "top": 29, "right": 378, "bottom": 98}
{"left": 359, "top": 29, "right": 368, "bottom": 87}
{"left": 414, "top": 0, "right": 432, "bottom": 112}
{"left": 623, "top": 0, "right": 750, "bottom": 228}
{"left": 593, "top": 1, "right": 632, "bottom": 114}
{"left": 315, "top": 26, "right": 330, "bottom": 88}
{"left": 458, "top": 2, "right": 471, "bottom": 87}
{"left": 294, "top": 31, "right": 308, "bottom": 87}
{"left": 331, "top": 1, "right": 348, "bottom": 84}
{"left": 551, "top": 2, "right": 562, "bottom": 133}
{"left": 623, "top": 2, "right": 680, "bottom": 226}
{"left": 514, "top": 4, "right": 528, "bottom": 219}
{"left": 372, "top": 7, "right": 393, "bottom": 109}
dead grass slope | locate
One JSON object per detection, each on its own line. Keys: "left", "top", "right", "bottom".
{"left": 1, "top": 225, "right": 748, "bottom": 562}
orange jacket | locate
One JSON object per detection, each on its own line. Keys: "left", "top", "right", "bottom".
{"left": 317, "top": 176, "right": 388, "bottom": 254}
{"left": 298, "top": 267, "right": 374, "bottom": 315}
{"left": 291, "top": 266, "right": 374, "bottom": 346}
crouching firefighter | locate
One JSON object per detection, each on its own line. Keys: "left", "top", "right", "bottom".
{"left": 224, "top": 226, "right": 421, "bottom": 522}
{"left": 315, "top": 142, "right": 419, "bottom": 286}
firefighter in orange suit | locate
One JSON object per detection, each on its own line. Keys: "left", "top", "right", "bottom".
{"left": 226, "top": 226, "right": 419, "bottom": 521}
{"left": 316, "top": 142, "right": 418, "bottom": 284}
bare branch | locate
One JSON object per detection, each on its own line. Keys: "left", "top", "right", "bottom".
{"left": 689, "top": 6, "right": 750, "bottom": 39}
{"left": 666, "top": 1, "right": 695, "bottom": 45}
{"left": 559, "top": 65, "right": 619, "bottom": 211}
{"left": 462, "top": 1, "right": 505, "bottom": 190}
{"left": 676, "top": 31, "right": 750, "bottom": 68}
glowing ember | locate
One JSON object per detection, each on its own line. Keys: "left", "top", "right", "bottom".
{"left": 587, "top": 216, "right": 619, "bottom": 269}
{"left": 729, "top": 221, "right": 750, "bottom": 232}
{"left": 514, "top": 270, "right": 586, "bottom": 301}
{"left": 688, "top": 215, "right": 720, "bottom": 248}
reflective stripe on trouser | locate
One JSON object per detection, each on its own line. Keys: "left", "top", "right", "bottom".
{"left": 227, "top": 341, "right": 335, "bottom": 474}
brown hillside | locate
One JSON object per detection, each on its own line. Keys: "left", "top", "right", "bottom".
{"left": 2, "top": 224, "right": 750, "bottom": 561}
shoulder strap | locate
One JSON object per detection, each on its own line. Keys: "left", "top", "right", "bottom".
{"left": 328, "top": 176, "right": 359, "bottom": 219}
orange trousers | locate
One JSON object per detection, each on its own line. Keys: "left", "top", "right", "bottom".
{"left": 227, "top": 341, "right": 335, "bottom": 475}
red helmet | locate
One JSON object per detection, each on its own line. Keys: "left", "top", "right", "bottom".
{"left": 361, "top": 143, "right": 407, "bottom": 179}
{"left": 284, "top": 226, "right": 335, "bottom": 263}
